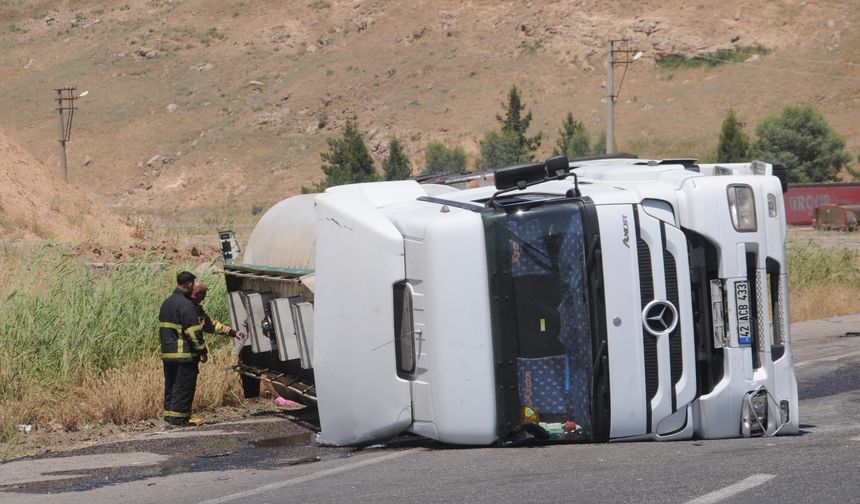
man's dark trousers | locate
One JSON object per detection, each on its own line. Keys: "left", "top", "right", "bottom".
{"left": 163, "top": 360, "right": 199, "bottom": 425}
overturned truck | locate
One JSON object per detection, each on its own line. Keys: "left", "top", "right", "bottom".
{"left": 219, "top": 155, "right": 799, "bottom": 446}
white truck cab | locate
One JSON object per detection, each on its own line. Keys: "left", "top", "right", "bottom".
{"left": 221, "top": 155, "right": 798, "bottom": 446}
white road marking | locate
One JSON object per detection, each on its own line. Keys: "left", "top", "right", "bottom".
{"left": 196, "top": 448, "right": 418, "bottom": 504}
{"left": 796, "top": 350, "right": 860, "bottom": 368}
{"left": 685, "top": 474, "right": 776, "bottom": 504}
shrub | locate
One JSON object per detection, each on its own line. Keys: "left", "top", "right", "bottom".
{"left": 754, "top": 105, "right": 851, "bottom": 183}
{"left": 592, "top": 131, "right": 607, "bottom": 155}
{"left": 716, "top": 108, "right": 752, "bottom": 163}
{"left": 383, "top": 137, "right": 412, "bottom": 180}
{"left": 656, "top": 45, "right": 770, "bottom": 69}
{"left": 423, "top": 142, "right": 467, "bottom": 174}
{"left": 477, "top": 130, "right": 530, "bottom": 170}
{"left": 496, "top": 85, "right": 542, "bottom": 158}
{"left": 304, "top": 119, "right": 378, "bottom": 192}
{"left": 553, "top": 112, "right": 592, "bottom": 159}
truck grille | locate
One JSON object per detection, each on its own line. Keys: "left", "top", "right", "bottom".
{"left": 637, "top": 235, "right": 658, "bottom": 433}
{"left": 663, "top": 246, "right": 683, "bottom": 412}
{"left": 635, "top": 208, "right": 687, "bottom": 432}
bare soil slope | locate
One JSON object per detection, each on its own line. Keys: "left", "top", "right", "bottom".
{"left": 0, "top": 129, "right": 130, "bottom": 242}
{"left": 0, "top": 0, "right": 857, "bottom": 219}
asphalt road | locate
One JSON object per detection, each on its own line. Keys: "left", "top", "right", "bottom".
{"left": 2, "top": 314, "right": 859, "bottom": 504}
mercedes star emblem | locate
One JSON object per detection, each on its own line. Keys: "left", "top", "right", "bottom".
{"left": 642, "top": 300, "right": 679, "bottom": 336}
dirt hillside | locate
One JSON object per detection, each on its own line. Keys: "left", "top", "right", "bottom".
{"left": 0, "top": 0, "right": 857, "bottom": 222}
{"left": 0, "top": 129, "right": 131, "bottom": 243}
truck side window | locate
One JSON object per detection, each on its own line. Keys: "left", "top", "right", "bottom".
{"left": 393, "top": 281, "right": 416, "bottom": 376}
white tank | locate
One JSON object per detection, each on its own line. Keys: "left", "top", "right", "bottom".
{"left": 243, "top": 193, "right": 318, "bottom": 271}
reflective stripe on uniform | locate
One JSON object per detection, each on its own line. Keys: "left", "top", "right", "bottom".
{"left": 161, "top": 352, "right": 193, "bottom": 359}
{"left": 185, "top": 324, "right": 203, "bottom": 335}
{"left": 213, "top": 321, "right": 227, "bottom": 334}
{"left": 163, "top": 410, "right": 190, "bottom": 418}
{"left": 160, "top": 321, "right": 186, "bottom": 354}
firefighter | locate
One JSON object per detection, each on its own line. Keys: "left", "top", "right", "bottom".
{"left": 158, "top": 271, "right": 208, "bottom": 427}
{"left": 190, "top": 279, "right": 243, "bottom": 341}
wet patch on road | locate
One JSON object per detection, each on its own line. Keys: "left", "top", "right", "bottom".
{"left": 0, "top": 411, "right": 357, "bottom": 495}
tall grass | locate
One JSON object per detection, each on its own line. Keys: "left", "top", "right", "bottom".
{"left": 0, "top": 244, "right": 237, "bottom": 443}
{"left": 787, "top": 241, "right": 860, "bottom": 322}
{"left": 787, "top": 241, "right": 860, "bottom": 286}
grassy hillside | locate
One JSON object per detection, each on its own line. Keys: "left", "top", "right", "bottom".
{"left": 0, "top": 0, "right": 858, "bottom": 223}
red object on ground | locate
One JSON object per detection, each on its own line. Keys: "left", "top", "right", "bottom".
{"left": 274, "top": 396, "right": 299, "bottom": 407}
{"left": 785, "top": 183, "right": 860, "bottom": 226}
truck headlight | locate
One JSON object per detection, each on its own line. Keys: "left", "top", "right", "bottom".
{"left": 727, "top": 185, "right": 757, "bottom": 232}
{"left": 740, "top": 388, "right": 769, "bottom": 437}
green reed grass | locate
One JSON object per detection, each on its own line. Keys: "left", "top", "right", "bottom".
{"left": 787, "top": 241, "right": 860, "bottom": 287}
{"left": 0, "top": 244, "right": 228, "bottom": 440}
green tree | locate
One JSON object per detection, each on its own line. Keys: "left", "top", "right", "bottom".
{"left": 496, "top": 85, "right": 542, "bottom": 158}
{"left": 716, "top": 108, "right": 752, "bottom": 163}
{"left": 304, "top": 120, "right": 378, "bottom": 192}
{"left": 423, "top": 141, "right": 467, "bottom": 174}
{"left": 383, "top": 137, "right": 412, "bottom": 181}
{"left": 754, "top": 105, "right": 851, "bottom": 183}
{"left": 553, "top": 111, "right": 591, "bottom": 159}
{"left": 477, "top": 130, "right": 530, "bottom": 170}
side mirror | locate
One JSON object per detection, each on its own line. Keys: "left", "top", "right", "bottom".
{"left": 488, "top": 156, "right": 578, "bottom": 206}
{"left": 219, "top": 230, "right": 241, "bottom": 264}
{"left": 493, "top": 162, "right": 546, "bottom": 190}
{"left": 545, "top": 156, "right": 570, "bottom": 179}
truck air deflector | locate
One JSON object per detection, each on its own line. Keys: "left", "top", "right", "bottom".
{"left": 418, "top": 212, "right": 498, "bottom": 444}
{"left": 313, "top": 191, "right": 412, "bottom": 446}
{"left": 483, "top": 198, "right": 606, "bottom": 443}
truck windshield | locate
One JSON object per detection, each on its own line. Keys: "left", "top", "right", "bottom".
{"left": 484, "top": 200, "right": 595, "bottom": 442}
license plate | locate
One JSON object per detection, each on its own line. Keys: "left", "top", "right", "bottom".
{"left": 734, "top": 280, "right": 752, "bottom": 346}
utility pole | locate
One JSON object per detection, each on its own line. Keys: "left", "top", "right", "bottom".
{"left": 606, "top": 38, "right": 637, "bottom": 155}
{"left": 55, "top": 87, "right": 78, "bottom": 183}
{"left": 606, "top": 40, "right": 615, "bottom": 154}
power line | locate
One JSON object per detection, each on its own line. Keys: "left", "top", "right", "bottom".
{"left": 763, "top": 53, "right": 860, "bottom": 67}
{"left": 797, "top": 0, "right": 856, "bottom": 11}
{"left": 683, "top": 54, "right": 860, "bottom": 82}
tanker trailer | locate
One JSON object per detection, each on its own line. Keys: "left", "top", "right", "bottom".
{"left": 219, "top": 155, "right": 800, "bottom": 446}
